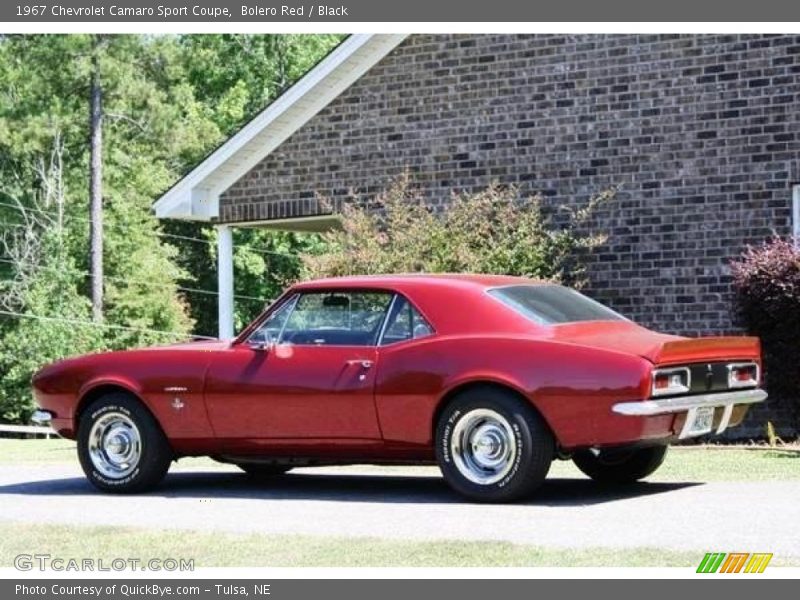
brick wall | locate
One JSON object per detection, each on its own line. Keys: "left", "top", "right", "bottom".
{"left": 220, "top": 34, "right": 800, "bottom": 438}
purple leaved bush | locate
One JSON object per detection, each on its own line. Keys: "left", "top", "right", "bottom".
{"left": 730, "top": 237, "right": 800, "bottom": 416}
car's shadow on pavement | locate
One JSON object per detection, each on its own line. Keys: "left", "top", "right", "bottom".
{"left": 0, "top": 470, "right": 702, "bottom": 506}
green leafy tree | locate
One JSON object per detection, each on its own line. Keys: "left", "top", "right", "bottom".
{"left": 0, "top": 34, "right": 342, "bottom": 421}
{"left": 0, "top": 35, "right": 196, "bottom": 344}
{"left": 163, "top": 34, "right": 343, "bottom": 334}
{"left": 0, "top": 232, "right": 106, "bottom": 423}
{"left": 178, "top": 34, "right": 343, "bottom": 136}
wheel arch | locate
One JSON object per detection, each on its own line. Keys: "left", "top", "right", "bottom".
{"left": 432, "top": 379, "right": 559, "bottom": 445}
{"left": 74, "top": 382, "right": 164, "bottom": 438}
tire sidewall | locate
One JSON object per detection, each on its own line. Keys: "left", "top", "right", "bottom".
{"left": 436, "top": 390, "right": 549, "bottom": 502}
{"left": 77, "top": 394, "right": 170, "bottom": 493}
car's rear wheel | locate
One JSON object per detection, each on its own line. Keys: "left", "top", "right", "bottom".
{"left": 236, "top": 464, "right": 293, "bottom": 478}
{"left": 435, "top": 387, "right": 554, "bottom": 503}
{"left": 572, "top": 445, "right": 668, "bottom": 484}
{"left": 77, "top": 393, "right": 172, "bottom": 493}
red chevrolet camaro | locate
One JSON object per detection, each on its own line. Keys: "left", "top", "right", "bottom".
{"left": 32, "top": 274, "right": 766, "bottom": 502}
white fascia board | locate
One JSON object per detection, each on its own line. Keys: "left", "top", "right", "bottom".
{"left": 153, "top": 34, "right": 409, "bottom": 222}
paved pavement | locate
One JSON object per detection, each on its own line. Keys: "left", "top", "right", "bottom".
{"left": 1, "top": 462, "right": 798, "bottom": 556}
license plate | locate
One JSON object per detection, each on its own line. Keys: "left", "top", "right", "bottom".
{"left": 681, "top": 406, "right": 715, "bottom": 438}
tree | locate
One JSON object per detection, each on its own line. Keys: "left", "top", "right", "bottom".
{"left": 0, "top": 132, "right": 105, "bottom": 423}
{"left": 0, "top": 35, "right": 195, "bottom": 327}
{"left": 163, "top": 34, "right": 343, "bottom": 333}
{"left": 0, "top": 35, "right": 198, "bottom": 421}
{"left": 0, "top": 34, "right": 343, "bottom": 421}
{"left": 0, "top": 248, "right": 105, "bottom": 423}
{"left": 177, "top": 34, "right": 343, "bottom": 136}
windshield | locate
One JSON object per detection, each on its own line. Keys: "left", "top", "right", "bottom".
{"left": 487, "top": 284, "right": 626, "bottom": 325}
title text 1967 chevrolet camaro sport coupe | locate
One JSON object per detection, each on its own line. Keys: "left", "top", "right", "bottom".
{"left": 31, "top": 274, "right": 767, "bottom": 502}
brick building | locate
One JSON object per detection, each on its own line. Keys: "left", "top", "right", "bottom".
{"left": 155, "top": 34, "right": 800, "bottom": 436}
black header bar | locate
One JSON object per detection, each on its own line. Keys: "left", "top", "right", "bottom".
{"left": 5, "top": 0, "right": 800, "bottom": 22}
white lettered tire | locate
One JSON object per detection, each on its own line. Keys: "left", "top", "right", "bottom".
{"left": 77, "top": 393, "right": 172, "bottom": 493}
{"left": 435, "top": 387, "right": 554, "bottom": 502}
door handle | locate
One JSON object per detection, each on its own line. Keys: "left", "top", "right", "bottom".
{"left": 346, "top": 359, "right": 373, "bottom": 369}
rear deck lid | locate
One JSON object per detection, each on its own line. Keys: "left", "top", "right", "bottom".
{"left": 643, "top": 336, "right": 761, "bottom": 365}
{"left": 547, "top": 321, "right": 760, "bottom": 365}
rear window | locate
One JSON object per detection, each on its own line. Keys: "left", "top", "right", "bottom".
{"left": 487, "top": 284, "right": 626, "bottom": 325}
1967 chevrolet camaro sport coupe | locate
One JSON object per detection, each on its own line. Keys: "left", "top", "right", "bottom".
{"left": 32, "top": 274, "right": 767, "bottom": 502}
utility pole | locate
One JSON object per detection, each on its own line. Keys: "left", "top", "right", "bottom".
{"left": 89, "top": 37, "right": 103, "bottom": 322}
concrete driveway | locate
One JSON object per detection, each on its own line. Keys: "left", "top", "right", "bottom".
{"left": 1, "top": 462, "right": 798, "bottom": 557}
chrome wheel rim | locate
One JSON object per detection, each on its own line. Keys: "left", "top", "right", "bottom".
{"left": 450, "top": 409, "right": 517, "bottom": 485}
{"left": 87, "top": 412, "right": 141, "bottom": 479}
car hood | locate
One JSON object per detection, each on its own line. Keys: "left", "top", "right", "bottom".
{"left": 34, "top": 339, "right": 227, "bottom": 380}
{"left": 138, "top": 339, "right": 229, "bottom": 352}
{"left": 544, "top": 321, "right": 760, "bottom": 364}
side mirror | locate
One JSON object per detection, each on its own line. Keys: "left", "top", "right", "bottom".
{"left": 247, "top": 330, "right": 276, "bottom": 352}
{"left": 250, "top": 339, "right": 275, "bottom": 352}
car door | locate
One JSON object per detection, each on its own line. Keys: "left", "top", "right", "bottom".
{"left": 204, "top": 290, "right": 393, "bottom": 441}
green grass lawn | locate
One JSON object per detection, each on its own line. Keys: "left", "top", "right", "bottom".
{"left": 0, "top": 521, "right": 740, "bottom": 568}
{"left": 2, "top": 438, "right": 798, "bottom": 481}
{"left": 0, "top": 438, "right": 81, "bottom": 465}
{"left": 554, "top": 445, "right": 800, "bottom": 482}
{"left": 1, "top": 521, "right": 797, "bottom": 568}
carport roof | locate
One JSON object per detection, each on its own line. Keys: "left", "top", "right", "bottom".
{"left": 153, "top": 34, "right": 408, "bottom": 222}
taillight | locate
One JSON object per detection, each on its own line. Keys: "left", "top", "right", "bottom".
{"left": 727, "top": 363, "right": 759, "bottom": 388}
{"left": 651, "top": 367, "right": 691, "bottom": 397}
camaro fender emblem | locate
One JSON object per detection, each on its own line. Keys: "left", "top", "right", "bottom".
{"left": 164, "top": 387, "right": 188, "bottom": 411}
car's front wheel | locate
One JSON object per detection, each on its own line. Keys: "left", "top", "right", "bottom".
{"left": 435, "top": 387, "right": 554, "bottom": 503}
{"left": 572, "top": 445, "right": 668, "bottom": 484}
{"left": 77, "top": 393, "right": 172, "bottom": 493}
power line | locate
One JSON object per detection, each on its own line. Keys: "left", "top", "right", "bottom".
{"left": 0, "top": 309, "right": 217, "bottom": 341}
{"left": 0, "top": 200, "right": 308, "bottom": 259}
{"left": 0, "top": 258, "right": 269, "bottom": 303}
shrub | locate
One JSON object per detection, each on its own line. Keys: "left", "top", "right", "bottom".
{"left": 730, "top": 237, "right": 800, "bottom": 425}
{"left": 302, "top": 173, "right": 614, "bottom": 289}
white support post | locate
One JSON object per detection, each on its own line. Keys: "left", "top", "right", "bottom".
{"left": 217, "top": 225, "right": 234, "bottom": 340}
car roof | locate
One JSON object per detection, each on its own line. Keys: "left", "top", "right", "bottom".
{"left": 232, "top": 273, "right": 557, "bottom": 342}
{"left": 291, "top": 273, "right": 546, "bottom": 292}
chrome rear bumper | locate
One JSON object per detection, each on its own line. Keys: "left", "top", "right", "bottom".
{"left": 612, "top": 389, "right": 767, "bottom": 438}
{"left": 612, "top": 389, "right": 767, "bottom": 416}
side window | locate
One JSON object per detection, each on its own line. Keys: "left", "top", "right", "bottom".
{"left": 248, "top": 296, "right": 296, "bottom": 345}
{"left": 280, "top": 291, "right": 393, "bottom": 346}
{"left": 380, "top": 296, "right": 434, "bottom": 346}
